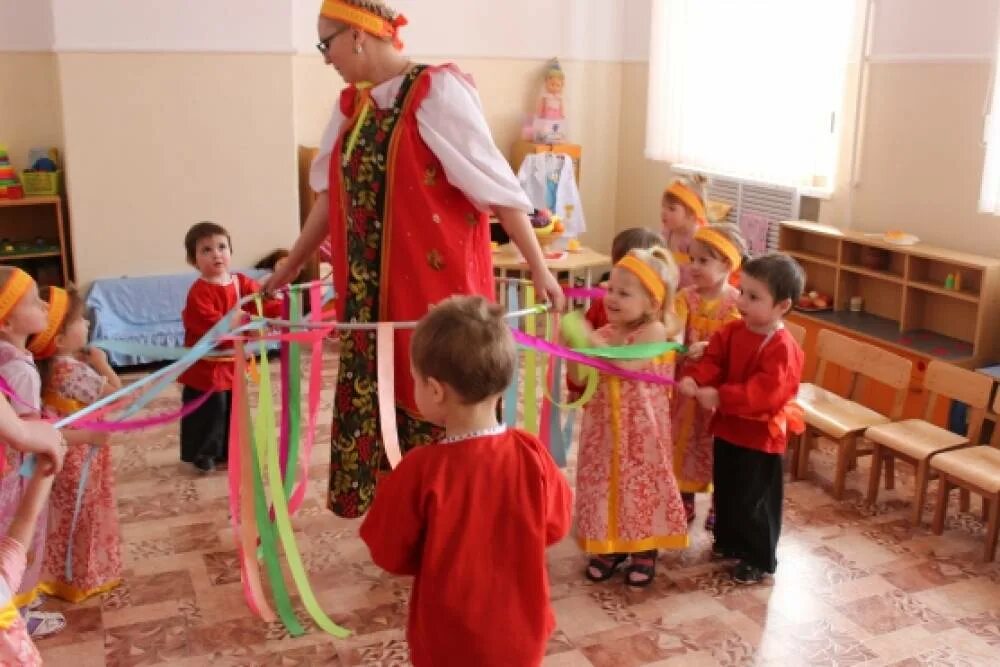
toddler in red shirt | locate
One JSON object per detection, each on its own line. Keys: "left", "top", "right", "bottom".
{"left": 178, "top": 222, "right": 281, "bottom": 473}
{"left": 678, "top": 253, "right": 805, "bottom": 584}
{"left": 361, "top": 295, "right": 572, "bottom": 666}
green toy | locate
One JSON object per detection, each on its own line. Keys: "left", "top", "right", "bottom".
{"left": 560, "top": 310, "right": 590, "bottom": 349}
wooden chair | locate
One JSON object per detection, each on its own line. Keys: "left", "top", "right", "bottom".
{"left": 784, "top": 320, "right": 806, "bottom": 348}
{"left": 782, "top": 320, "right": 807, "bottom": 476}
{"left": 930, "top": 390, "right": 1000, "bottom": 562}
{"left": 865, "top": 361, "right": 993, "bottom": 525}
{"left": 795, "top": 329, "right": 912, "bottom": 499}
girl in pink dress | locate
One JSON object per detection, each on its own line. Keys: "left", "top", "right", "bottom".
{"left": 572, "top": 247, "right": 688, "bottom": 588}
{"left": 0, "top": 267, "right": 67, "bottom": 639}
{"left": 30, "top": 286, "right": 121, "bottom": 603}
{"left": 671, "top": 224, "right": 747, "bottom": 529}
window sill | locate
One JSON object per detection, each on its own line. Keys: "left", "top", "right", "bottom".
{"left": 669, "top": 163, "right": 834, "bottom": 200}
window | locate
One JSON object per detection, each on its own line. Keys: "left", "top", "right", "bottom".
{"left": 980, "top": 24, "right": 1000, "bottom": 214}
{"left": 645, "top": 0, "right": 860, "bottom": 191}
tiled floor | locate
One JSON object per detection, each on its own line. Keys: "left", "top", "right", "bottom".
{"left": 36, "top": 353, "right": 1000, "bottom": 666}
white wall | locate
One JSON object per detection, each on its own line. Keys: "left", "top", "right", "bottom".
{"left": 49, "top": 0, "right": 293, "bottom": 53}
{"left": 0, "top": 0, "right": 54, "bottom": 51}
{"left": 870, "top": 0, "right": 998, "bottom": 61}
{"left": 292, "top": 0, "right": 624, "bottom": 60}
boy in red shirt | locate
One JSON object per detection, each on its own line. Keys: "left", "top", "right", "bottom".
{"left": 178, "top": 222, "right": 280, "bottom": 473}
{"left": 360, "top": 295, "right": 572, "bottom": 666}
{"left": 678, "top": 253, "right": 804, "bottom": 584}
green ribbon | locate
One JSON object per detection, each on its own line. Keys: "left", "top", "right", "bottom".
{"left": 284, "top": 290, "right": 302, "bottom": 501}
{"left": 255, "top": 314, "right": 352, "bottom": 638}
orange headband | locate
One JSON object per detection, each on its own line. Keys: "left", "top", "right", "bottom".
{"left": 664, "top": 181, "right": 707, "bottom": 226}
{"left": 0, "top": 269, "right": 33, "bottom": 323}
{"left": 617, "top": 255, "right": 666, "bottom": 305}
{"left": 320, "top": 0, "right": 408, "bottom": 49}
{"left": 27, "top": 287, "right": 68, "bottom": 360}
{"left": 694, "top": 227, "right": 742, "bottom": 270}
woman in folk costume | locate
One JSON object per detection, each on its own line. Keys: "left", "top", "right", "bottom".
{"left": 265, "top": 0, "right": 564, "bottom": 518}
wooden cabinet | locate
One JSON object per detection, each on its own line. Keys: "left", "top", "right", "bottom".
{"left": 0, "top": 195, "right": 73, "bottom": 287}
{"left": 781, "top": 221, "right": 1000, "bottom": 368}
{"left": 296, "top": 145, "right": 321, "bottom": 281}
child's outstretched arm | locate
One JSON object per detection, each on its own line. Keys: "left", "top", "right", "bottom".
{"left": 0, "top": 396, "right": 64, "bottom": 474}
{"left": 62, "top": 429, "right": 111, "bottom": 449}
{"left": 7, "top": 467, "right": 55, "bottom": 550}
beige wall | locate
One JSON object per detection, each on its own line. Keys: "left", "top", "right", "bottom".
{"left": 58, "top": 53, "right": 300, "bottom": 283}
{"left": 616, "top": 61, "right": 671, "bottom": 237}
{"left": 293, "top": 56, "right": 624, "bottom": 255}
{"left": 819, "top": 62, "right": 1000, "bottom": 257}
{"left": 0, "top": 53, "right": 63, "bottom": 172}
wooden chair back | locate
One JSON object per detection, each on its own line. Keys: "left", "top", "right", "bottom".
{"left": 852, "top": 342, "right": 912, "bottom": 420}
{"left": 814, "top": 329, "right": 867, "bottom": 389}
{"left": 922, "top": 361, "right": 993, "bottom": 443}
{"left": 784, "top": 320, "right": 806, "bottom": 348}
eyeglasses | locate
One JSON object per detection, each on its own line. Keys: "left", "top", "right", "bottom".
{"left": 316, "top": 25, "right": 350, "bottom": 54}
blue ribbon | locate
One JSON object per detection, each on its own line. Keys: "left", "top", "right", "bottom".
{"left": 502, "top": 283, "right": 520, "bottom": 428}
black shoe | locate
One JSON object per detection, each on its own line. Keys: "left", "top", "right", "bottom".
{"left": 193, "top": 456, "right": 215, "bottom": 473}
{"left": 731, "top": 561, "right": 766, "bottom": 585}
{"left": 710, "top": 545, "right": 741, "bottom": 561}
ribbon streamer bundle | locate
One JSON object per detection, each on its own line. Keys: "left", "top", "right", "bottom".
{"left": 2, "top": 278, "right": 681, "bottom": 638}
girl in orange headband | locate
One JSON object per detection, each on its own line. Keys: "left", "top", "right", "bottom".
{"left": 30, "top": 286, "right": 123, "bottom": 605}
{"left": 662, "top": 173, "right": 711, "bottom": 289}
{"left": 671, "top": 223, "right": 748, "bottom": 530}
{"left": 572, "top": 247, "right": 689, "bottom": 588}
{"left": 0, "top": 267, "right": 67, "bottom": 659}
{"left": 0, "top": 267, "right": 68, "bottom": 639}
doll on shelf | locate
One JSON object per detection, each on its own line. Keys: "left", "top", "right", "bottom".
{"left": 533, "top": 59, "right": 566, "bottom": 144}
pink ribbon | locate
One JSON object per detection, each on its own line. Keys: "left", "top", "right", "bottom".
{"left": 510, "top": 329, "right": 677, "bottom": 386}
{"left": 287, "top": 283, "right": 326, "bottom": 514}
{"left": 377, "top": 323, "right": 402, "bottom": 469}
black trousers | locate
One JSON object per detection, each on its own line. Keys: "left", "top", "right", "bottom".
{"left": 180, "top": 387, "right": 232, "bottom": 464}
{"left": 713, "top": 437, "right": 783, "bottom": 573}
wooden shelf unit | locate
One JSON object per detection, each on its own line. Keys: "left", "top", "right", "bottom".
{"left": 780, "top": 221, "right": 1000, "bottom": 366}
{"left": 0, "top": 195, "right": 73, "bottom": 287}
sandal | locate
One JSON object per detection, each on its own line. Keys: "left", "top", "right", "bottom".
{"left": 25, "top": 610, "right": 66, "bottom": 639}
{"left": 625, "top": 550, "right": 657, "bottom": 588}
{"left": 585, "top": 553, "right": 626, "bottom": 582}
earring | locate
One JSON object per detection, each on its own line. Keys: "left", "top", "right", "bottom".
{"left": 354, "top": 44, "right": 363, "bottom": 55}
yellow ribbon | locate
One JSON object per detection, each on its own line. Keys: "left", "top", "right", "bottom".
{"left": 342, "top": 83, "right": 373, "bottom": 167}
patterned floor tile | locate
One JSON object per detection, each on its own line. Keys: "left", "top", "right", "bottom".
{"left": 32, "top": 352, "right": 1000, "bottom": 665}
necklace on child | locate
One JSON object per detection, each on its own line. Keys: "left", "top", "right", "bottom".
{"left": 439, "top": 423, "right": 507, "bottom": 445}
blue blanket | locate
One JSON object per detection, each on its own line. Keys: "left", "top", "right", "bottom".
{"left": 86, "top": 269, "right": 269, "bottom": 367}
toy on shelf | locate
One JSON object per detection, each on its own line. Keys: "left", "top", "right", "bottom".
{"left": 19, "top": 147, "right": 61, "bottom": 196}
{"left": 531, "top": 59, "right": 567, "bottom": 144}
{"left": 0, "top": 145, "right": 23, "bottom": 200}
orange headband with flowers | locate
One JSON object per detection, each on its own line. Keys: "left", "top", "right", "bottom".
{"left": 617, "top": 255, "right": 666, "bottom": 305}
{"left": 320, "top": 0, "right": 408, "bottom": 49}
{"left": 664, "top": 181, "right": 707, "bottom": 226}
{"left": 0, "top": 269, "right": 33, "bottom": 322}
{"left": 694, "top": 227, "right": 742, "bottom": 270}
{"left": 27, "top": 287, "right": 67, "bottom": 360}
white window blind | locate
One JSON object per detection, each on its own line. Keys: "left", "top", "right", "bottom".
{"left": 646, "top": 0, "right": 858, "bottom": 190}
